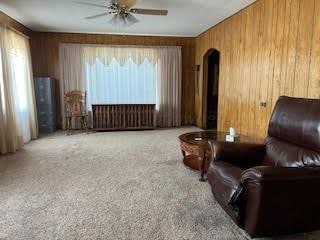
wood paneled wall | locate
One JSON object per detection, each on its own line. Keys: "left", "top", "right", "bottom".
{"left": 30, "top": 32, "right": 196, "bottom": 125}
{"left": 195, "top": 0, "right": 320, "bottom": 141}
{"left": 0, "top": 11, "right": 32, "bottom": 37}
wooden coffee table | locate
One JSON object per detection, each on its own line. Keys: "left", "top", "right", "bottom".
{"left": 179, "top": 131, "right": 253, "bottom": 181}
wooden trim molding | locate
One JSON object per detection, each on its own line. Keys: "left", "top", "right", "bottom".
{"left": 0, "top": 11, "right": 32, "bottom": 37}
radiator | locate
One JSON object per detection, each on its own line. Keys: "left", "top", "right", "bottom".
{"left": 92, "top": 104, "right": 156, "bottom": 130}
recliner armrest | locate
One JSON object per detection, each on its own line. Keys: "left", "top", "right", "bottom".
{"left": 241, "top": 166, "right": 320, "bottom": 182}
{"left": 238, "top": 166, "right": 320, "bottom": 237}
{"left": 214, "top": 142, "right": 266, "bottom": 167}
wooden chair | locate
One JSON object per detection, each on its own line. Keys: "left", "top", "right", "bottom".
{"left": 64, "top": 91, "right": 88, "bottom": 135}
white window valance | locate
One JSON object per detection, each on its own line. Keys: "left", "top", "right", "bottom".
{"left": 83, "top": 45, "right": 160, "bottom": 66}
{"left": 60, "top": 44, "right": 181, "bottom": 66}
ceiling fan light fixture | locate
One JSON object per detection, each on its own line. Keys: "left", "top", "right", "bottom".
{"left": 108, "top": 13, "right": 130, "bottom": 28}
{"left": 126, "top": 13, "right": 139, "bottom": 24}
{"left": 81, "top": 0, "right": 168, "bottom": 28}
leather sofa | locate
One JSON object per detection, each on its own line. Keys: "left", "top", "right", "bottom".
{"left": 207, "top": 96, "right": 320, "bottom": 238}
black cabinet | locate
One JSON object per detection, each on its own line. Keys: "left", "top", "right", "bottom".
{"left": 34, "top": 77, "right": 57, "bottom": 133}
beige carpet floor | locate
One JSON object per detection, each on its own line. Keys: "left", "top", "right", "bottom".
{"left": 0, "top": 127, "right": 319, "bottom": 240}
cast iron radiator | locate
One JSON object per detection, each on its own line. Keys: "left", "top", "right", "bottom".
{"left": 92, "top": 104, "right": 156, "bottom": 130}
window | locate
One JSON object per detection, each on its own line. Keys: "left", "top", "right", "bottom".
{"left": 60, "top": 44, "right": 182, "bottom": 128}
{"left": 9, "top": 50, "right": 29, "bottom": 111}
{"left": 85, "top": 57, "right": 156, "bottom": 110}
{"left": 0, "top": 49, "right": 4, "bottom": 113}
{"left": 8, "top": 48, "right": 31, "bottom": 142}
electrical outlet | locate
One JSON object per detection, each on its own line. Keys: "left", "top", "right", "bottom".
{"left": 260, "top": 101, "right": 267, "bottom": 107}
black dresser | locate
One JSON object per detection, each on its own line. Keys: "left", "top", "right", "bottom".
{"left": 34, "top": 77, "right": 57, "bottom": 133}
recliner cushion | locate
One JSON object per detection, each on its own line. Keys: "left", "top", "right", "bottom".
{"left": 264, "top": 137, "right": 320, "bottom": 167}
{"left": 266, "top": 96, "right": 320, "bottom": 167}
{"left": 268, "top": 96, "right": 320, "bottom": 152}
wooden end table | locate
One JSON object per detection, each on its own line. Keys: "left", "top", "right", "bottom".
{"left": 179, "top": 131, "right": 253, "bottom": 182}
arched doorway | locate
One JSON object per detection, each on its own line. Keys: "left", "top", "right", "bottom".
{"left": 202, "top": 49, "right": 220, "bottom": 129}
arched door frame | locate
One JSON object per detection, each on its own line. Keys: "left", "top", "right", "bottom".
{"left": 202, "top": 48, "right": 220, "bottom": 129}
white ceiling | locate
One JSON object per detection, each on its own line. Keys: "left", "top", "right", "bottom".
{"left": 0, "top": 0, "right": 256, "bottom": 37}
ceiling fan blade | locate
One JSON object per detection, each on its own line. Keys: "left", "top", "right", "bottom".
{"left": 111, "top": 0, "right": 138, "bottom": 8}
{"left": 75, "top": 1, "right": 107, "bottom": 8}
{"left": 130, "top": 8, "right": 168, "bottom": 16}
{"left": 85, "top": 13, "right": 109, "bottom": 19}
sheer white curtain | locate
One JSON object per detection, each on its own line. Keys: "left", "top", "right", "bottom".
{"left": 85, "top": 58, "right": 156, "bottom": 109}
{"left": 59, "top": 44, "right": 182, "bottom": 128}
{"left": 0, "top": 26, "right": 38, "bottom": 154}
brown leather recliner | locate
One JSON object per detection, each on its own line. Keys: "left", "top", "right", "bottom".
{"left": 207, "top": 96, "right": 320, "bottom": 238}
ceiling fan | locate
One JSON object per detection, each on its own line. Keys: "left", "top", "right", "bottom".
{"left": 77, "top": 0, "right": 168, "bottom": 27}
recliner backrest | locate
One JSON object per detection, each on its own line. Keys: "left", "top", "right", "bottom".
{"left": 263, "top": 96, "right": 320, "bottom": 167}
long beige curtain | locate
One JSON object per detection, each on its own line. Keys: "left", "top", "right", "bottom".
{"left": 59, "top": 43, "right": 182, "bottom": 128}
{"left": 0, "top": 26, "right": 38, "bottom": 154}
{"left": 156, "top": 47, "right": 181, "bottom": 127}
{"left": 59, "top": 44, "right": 85, "bottom": 129}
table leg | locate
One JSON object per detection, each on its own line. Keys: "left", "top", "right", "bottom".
{"left": 199, "top": 150, "right": 207, "bottom": 182}
{"left": 181, "top": 149, "right": 186, "bottom": 157}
